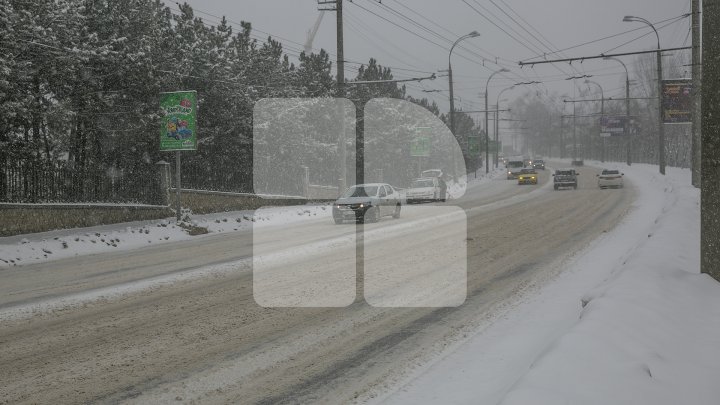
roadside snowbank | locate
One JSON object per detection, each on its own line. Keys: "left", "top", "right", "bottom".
{"left": 500, "top": 166, "right": 720, "bottom": 405}
{"left": 378, "top": 164, "right": 720, "bottom": 405}
{"left": 0, "top": 169, "right": 500, "bottom": 269}
{"left": 0, "top": 205, "right": 331, "bottom": 268}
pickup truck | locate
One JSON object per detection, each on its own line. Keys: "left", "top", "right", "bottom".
{"left": 553, "top": 168, "right": 578, "bottom": 190}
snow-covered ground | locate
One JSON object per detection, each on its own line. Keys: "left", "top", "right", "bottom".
{"left": 0, "top": 171, "right": 497, "bottom": 268}
{"left": 375, "top": 164, "right": 720, "bottom": 405}
{"left": 0, "top": 204, "right": 332, "bottom": 268}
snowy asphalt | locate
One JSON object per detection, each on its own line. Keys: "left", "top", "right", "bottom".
{"left": 0, "top": 163, "right": 634, "bottom": 404}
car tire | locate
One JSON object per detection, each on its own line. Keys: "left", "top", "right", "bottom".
{"left": 365, "top": 207, "right": 380, "bottom": 223}
{"left": 554, "top": 184, "right": 559, "bottom": 190}
{"left": 334, "top": 218, "right": 344, "bottom": 225}
{"left": 392, "top": 204, "right": 401, "bottom": 219}
{"left": 573, "top": 184, "right": 578, "bottom": 190}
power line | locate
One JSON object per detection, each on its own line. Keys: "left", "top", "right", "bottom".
{"left": 521, "top": 13, "right": 692, "bottom": 63}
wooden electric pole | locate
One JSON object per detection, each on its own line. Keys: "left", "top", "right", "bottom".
{"left": 318, "top": 0, "right": 346, "bottom": 193}
{"left": 702, "top": 0, "right": 720, "bottom": 280}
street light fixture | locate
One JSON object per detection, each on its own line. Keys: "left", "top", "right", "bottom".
{"left": 485, "top": 68, "right": 510, "bottom": 174}
{"left": 495, "top": 85, "right": 515, "bottom": 168}
{"left": 448, "top": 31, "right": 481, "bottom": 136}
{"left": 585, "top": 79, "right": 605, "bottom": 162}
{"left": 604, "top": 56, "right": 632, "bottom": 166}
{"left": 623, "top": 15, "right": 665, "bottom": 175}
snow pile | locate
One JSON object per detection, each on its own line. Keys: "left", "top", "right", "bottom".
{"left": 500, "top": 167, "right": 720, "bottom": 404}
{"left": 0, "top": 205, "right": 331, "bottom": 268}
{"left": 376, "top": 164, "right": 720, "bottom": 405}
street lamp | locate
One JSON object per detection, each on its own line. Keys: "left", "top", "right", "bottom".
{"left": 584, "top": 79, "right": 604, "bottom": 162}
{"left": 495, "top": 85, "right": 515, "bottom": 168}
{"left": 624, "top": 15, "right": 665, "bottom": 174}
{"left": 485, "top": 68, "right": 509, "bottom": 174}
{"left": 604, "top": 57, "right": 632, "bottom": 166}
{"left": 448, "top": 31, "right": 480, "bottom": 136}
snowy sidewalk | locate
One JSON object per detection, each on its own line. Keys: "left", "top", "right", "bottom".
{"left": 0, "top": 171, "right": 496, "bottom": 268}
{"left": 375, "top": 165, "right": 720, "bottom": 405}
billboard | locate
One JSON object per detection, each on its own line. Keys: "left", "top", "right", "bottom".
{"left": 600, "top": 116, "right": 628, "bottom": 136}
{"left": 662, "top": 79, "right": 692, "bottom": 124}
{"left": 160, "top": 91, "right": 198, "bottom": 151}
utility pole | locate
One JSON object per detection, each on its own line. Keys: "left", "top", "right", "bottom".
{"left": 318, "top": 0, "right": 346, "bottom": 192}
{"left": 702, "top": 0, "right": 720, "bottom": 281}
{"left": 691, "top": 0, "right": 702, "bottom": 187}
{"left": 625, "top": 66, "right": 632, "bottom": 166}
{"left": 560, "top": 116, "right": 565, "bottom": 159}
{"left": 449, "top": 32, "right": 480, "bottom": 137}
{"left": 573, "top": 82, "right": 578, "bottom": 162}
{"left": 623, "top": 16, "right": 665, "bottom": 175}
{"left": 585, "top": 80, "right": 604, "bottom": 162}
{"left": 485, "top": 69, "right": 508, "bottom": 173}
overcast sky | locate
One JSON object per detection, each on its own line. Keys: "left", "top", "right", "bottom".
{"left": 180, "top": 0, "right": 691, "bottom": 124}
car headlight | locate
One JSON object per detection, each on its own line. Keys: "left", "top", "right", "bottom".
{"left": 359, "top": 203, "right": 364, "bottom": 208}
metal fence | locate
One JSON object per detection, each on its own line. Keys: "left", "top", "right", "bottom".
{"left": 0, "top": 158, "right": 160, "bottom": 204}
{"left": 173, "top": 160, "right": 307, "bottom": 198}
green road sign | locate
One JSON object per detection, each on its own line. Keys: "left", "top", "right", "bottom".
{"left": 160, "top": 91, "right": 198, "bottom": 151}
{"left": 411, "top": 127, "right": 431, "bottom": 157}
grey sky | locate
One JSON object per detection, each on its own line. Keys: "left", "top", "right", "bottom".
{"left": 180, "top": 0, "right": 690, "bottom": 123}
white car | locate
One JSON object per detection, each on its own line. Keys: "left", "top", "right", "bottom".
{"left": 406, "top": 177, "right": 441, "bottom": 203}
{"left": 597, "top": 169, "right": 624, "bottom": 189}
{"left": 333, "top": 183, "right": 403, "bottom": 224}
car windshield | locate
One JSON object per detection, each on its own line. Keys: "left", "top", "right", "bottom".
{"left": 507, "top": 161, "right": 524, "bottom": 168}
{"left": 342, "top": 186, "right": 379, "bottom": 198}
{"left": 557, "top": 171, "right": 574, "bottom": 176}
{"left": 412, "top": 179, "right": 435, "bottom": 188}
{"left": 521, "top": 169, "right": 535, "bottom": 174}
{"left": 602, "top": 170, "right": 620, "bottom": 175}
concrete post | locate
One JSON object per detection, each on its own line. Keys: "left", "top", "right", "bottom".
{"left": 302, "top": 166, "right": 310, "bottom": 199}
{"left": 155, "top": 160, "right": 171, "bottom": 206}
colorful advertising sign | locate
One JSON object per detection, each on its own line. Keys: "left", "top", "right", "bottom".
{"left": 662, "top": 79, "right": 692, "bottom": 124}
{"left": 600, "top": 116, "right": 628, "bottom": 136}
{"left": 160, "top": 91, "right": 198, "bottom": 151}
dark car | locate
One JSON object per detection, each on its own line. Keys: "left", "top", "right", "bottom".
{"left": 533, "top": 159, "right": 545, "bottom": 170}
{"left": 553, "top": 169, "right": 578, "bottom": 190}
{"left": 332, "top": 183, "right": 402, "bottom": 224}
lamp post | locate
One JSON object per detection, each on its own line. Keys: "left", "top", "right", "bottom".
{"left": 624, "top": 15, "right": 665, "bottom": 174}
{"left": 485, "top": 68, "right": 509, "bottom": 174}
{"left": 495, "top": 85, "right": 515, "bottom": 168}
{"left": 585, "top": 79, "right": 605, "bottom": 162}
{"left": 448, "top": 31, "right": 480, "bottom": 136}
{"left": 604, "top": 57, "right": 632, "bottom": 166}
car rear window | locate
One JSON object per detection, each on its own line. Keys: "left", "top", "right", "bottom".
{"left": 412, "top": 179, "right": 435, "bottom": 188}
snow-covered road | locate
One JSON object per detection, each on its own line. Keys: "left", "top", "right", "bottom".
{"left": 0, "top": 164, "right": 638, "bottom": 404}
{"left": 373, "top": 164, "right": 720, "bottom": 405}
